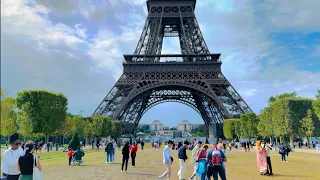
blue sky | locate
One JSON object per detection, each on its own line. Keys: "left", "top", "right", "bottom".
{"left": 2, "top": 0, "right": 320, "bottom": 127}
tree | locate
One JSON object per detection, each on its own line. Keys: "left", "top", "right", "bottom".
{"left": 69, "top": 132, "right": 80, "bottom": 150}
{"left": 257, "top": 107, "right": 273, "bottom": 139}
{"left": 300, "top": 110, "right": 315, "bottom": 148}
{"left": 271, "top": 98, "right": 314, "bottom": 147}
{"left": 268, "top": 92, "right": 297, "bottom": 105}
{"left": 16, "top": 90, "right": 68, "bottom": 142}
{"left": 170, "top": 127, "right": 177, "bottom": 130}
{"left": 240, "top": 112, "right": 258, "bottom": 138}
{"left": 1, "top": 96, "right": 17, "bottom": 138}
{"left": 223, "top": 119, "right": 234, "bottom": 139}
{"left": 88, "top": 115, "right": 104, "bottom": 139}
{"left": 112, "top": 120, "right": 122, "bottom": 138}
{"left": 313, "top": 90, "right": 320, "bottom": 120}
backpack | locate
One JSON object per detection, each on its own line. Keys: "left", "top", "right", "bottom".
{"left": 211, "top": 149, "right": 223, "bottom": 166}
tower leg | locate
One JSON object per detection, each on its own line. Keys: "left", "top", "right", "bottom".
{"left": 208, "top": 123, "right": 216, "bottom": 138}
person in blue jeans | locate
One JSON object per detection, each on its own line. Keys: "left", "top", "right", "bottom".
{"left": 206, "top": 143, "right": 227, "bottom": 180}
{"left": 279, "top": 143, "right": 286, "bottom": 162}
{"left": 105, "top": 141, "right": 114, "bottom": 164}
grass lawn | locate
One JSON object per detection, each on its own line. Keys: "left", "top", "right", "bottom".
{"left": 28, "top": 146, "right": 319, "bottom": 180}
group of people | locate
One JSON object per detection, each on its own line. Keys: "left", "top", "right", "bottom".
{"left": 158, "top": 140, "right": 227, "bottom": 180}
{"left": 67, "top": 148, "right": 85, "bottom": 166}
{"left": 2, "top": 133, "right": 43, "bottom": 180}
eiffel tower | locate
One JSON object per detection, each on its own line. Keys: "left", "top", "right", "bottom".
{"left": 93, "top": 0, "right": 252, "bottom": 137}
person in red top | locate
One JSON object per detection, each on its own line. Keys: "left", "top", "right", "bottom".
{"left": 67, "top": 148, "right": 74, "bottom": 165}
{"left": 130, "top": 142, "right": 138, "bottom": 167}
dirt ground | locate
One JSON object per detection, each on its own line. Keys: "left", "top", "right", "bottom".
{"left": 39, "top": 147, "right": 320, "bottom": 180}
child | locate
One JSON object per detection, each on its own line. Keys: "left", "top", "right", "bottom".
{"left": 68, "top": 148, "right": 74, "bottom": 165}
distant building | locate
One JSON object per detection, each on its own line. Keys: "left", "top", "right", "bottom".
{"left": 177, "top": 120, "right": 202, "bottom": 132}
{"left": 149, "top": 120, "right": 164, "bottom": 131}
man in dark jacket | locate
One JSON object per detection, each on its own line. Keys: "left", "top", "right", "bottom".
{"left": 72, "top": 150, "right": 85, "bottom": 165}
{"left": 105, "top": 141, "right": 114, "bottom": 163}
{"left": 177, "top": 141, "right": 189, "bottom": 180}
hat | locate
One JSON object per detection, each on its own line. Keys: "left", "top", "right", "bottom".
{"left": 197, "top": 141, "right": 202, "bottom": 144}
{"left": 168, "top": 140, "right": 174, "bottom": 144}
{"left": 184, "top": 141, "right": 190, "bottom": 145}
{"left": 9, "top": 133, "right": 19, "bottom": 144}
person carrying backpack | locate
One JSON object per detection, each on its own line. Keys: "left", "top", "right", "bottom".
{"left": 279, "top": 143, "right": 286, "bottom": 162}
{"left": 206, "top": 143, "right": 227, "bottom": 180}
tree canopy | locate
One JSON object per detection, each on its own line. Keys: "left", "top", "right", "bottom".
{"left": 16, "top": 90, "right": 68, "bottom": 142}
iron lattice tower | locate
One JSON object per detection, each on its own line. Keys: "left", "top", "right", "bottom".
{"left": 93, "top": 0, "right": 252, "bottom": 137}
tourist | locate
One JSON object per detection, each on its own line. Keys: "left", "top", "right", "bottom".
{"left": 262, "top": 141, "right": 273, "bottom": 176}
{"left": 206, "top": 143, "right": 227, "bottom": 180}
{"left": 247, "top": 141, "right": 251, "bottom": 152}
{"left": 195, "top": 145, "right": 208, "bottom": 180}
{"left": 177, "top": 141, "right": 189, "bottom": 180}
{"left": 121, "top": 141, "right": 130, "bottom": 173}
{"left": 17, "top": 141, "right": 42, "bottom": 180}
{"left": 279, "top": 143, "right": 286, "bottom": 162}
{"left": 243, "top": 142, "right": 247, "bottom": 152}
{"left": 285, "top": 145, "right": 291, "bottom": 159}
{"left": 172, "top": 142, "right": 176, "bottom": 150}
{"left": 130, "top": 142, "right": 138, "bottom": 167}
{"left": 141, "top": 141, "right": 145, "bottom": 150}
{"left": 159, "top": 140, "right": 174, "bottom": 180}
{"left": 188, "top": 141, "right": 202, "bottom": 180}
{"left": 113, "top": 140, "right": 117, "bottom": 162}
{"left": 1, "top": 133, "right": 26, "bottom": 180}
{"left": 72, "top": 149, "right": 85, "bottom": 166}
{"left": 105, "top": 141, "right": 114, "bottom": 164}
{"left": 177, "top": 142, "right": 183, "bottom": 150}
{"left": 67, "top": 148, "right": 74, "bottom": 166}
{"left": 256, "top": 140, "right": 267, "bottom": 175}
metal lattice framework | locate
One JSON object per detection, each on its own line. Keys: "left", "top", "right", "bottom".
{"left": 93, "top": 0, "right": 252, "bottom": 137}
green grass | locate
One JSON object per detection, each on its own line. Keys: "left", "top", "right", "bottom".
{"left": 2, "top": 146, "right": 319, "bottom": 180}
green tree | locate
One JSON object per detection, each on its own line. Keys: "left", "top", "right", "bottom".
{"left": 113, "top": 120, "right": 122, "bottom": 138}
{"left": 271, "top": 98, "right": 314, "bottom": 146}
{"left": 313, "top": 90, "right": 320, "bottom": 120}
{"left": 300, "top": 110, "right": 315, "bottom": 148}
{"left": 89, "top": 115, "right": 104, "bottom": 139}
{"left": 1, "top": 96, "right": 17, "bottom": 138}
{"left": 223, "top": 119, "right": 234, "bottom": 139}
{"left": 257, "top": 107, "right": 273, "bottom": 139}
{"left": 240, "top": 112, "right": 258, "bottom": 138}
{"left": 16, "top": 90, "right": 68, "bottom": 142}
{"left": 69, "top": 132, "right": 80, "bottom": 150}
{"left": 268, "top": 92, "right": 297, "bottom": 104}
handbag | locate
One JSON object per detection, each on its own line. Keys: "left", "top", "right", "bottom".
{"left": 33, "top": 155, "right": 43, "bottom": 180}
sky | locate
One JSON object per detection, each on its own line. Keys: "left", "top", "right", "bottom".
{"left": 1, "top": 0, "right": 320, "bottom": 127}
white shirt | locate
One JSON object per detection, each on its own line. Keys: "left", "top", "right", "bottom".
{"left": 163, "top": 145, "right": 171, "bottom": 164}
{"left": 113, "top": 142, "right": 117, "bottom": 149}
{"left": 1, "top": 148, "right": 25, "bottom": 175}
{"left": 263, "top": 144, "right": 272, "bottom": 157}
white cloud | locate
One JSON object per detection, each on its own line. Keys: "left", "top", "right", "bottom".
{"left": 312, "top": 45, "right": 320, "bottom": 57}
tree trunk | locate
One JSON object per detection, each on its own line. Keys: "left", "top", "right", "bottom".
{"left": 45, "top": 134, "right": 49, "bottom": 143}
{"left": 309, "top": 134, "right": 312, "bottom": 148}
{"left": 279, "top": 136, "right": 282, "bottom": 144}
{"left": 290, "top": 135, "right": 294, "bottom": 148}
{"left": 62, "top": 134, "right": 65, "bottom": 146}
{"left": 270, "top": 137, "right": 272, "bottom": 144}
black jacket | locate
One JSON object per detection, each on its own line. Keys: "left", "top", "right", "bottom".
{"left": 178, "top": 146, "right": 188, "bottom": 161}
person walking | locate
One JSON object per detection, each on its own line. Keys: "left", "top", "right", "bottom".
{"left": 67, "top": 148, "right": 74, "bottom": 166}
{"left": 113, "top": 140, "right": 117, "bottom": 162}
{"left": 262, "top": 141, "right": 273, "bottom": 176}
{"left": 178, "top": 141, "right": 189, "bottom": 180}
{"left": 159, "top": 140, "right": 174, "bottom": 180}
{"left": 121, "top": 141, "right": 130, "bottom": 173}
{"left": 141, "top": 141, "right": 145, "bottom": 150}
{"left": 130, "top": 142, "right": 138, "bottom": 167}
{"left": 206, "top": 143, "right": 227, "bottom": 180}
{"left": 195, "top": 145, "right": 208, "bottom": 180}
{"left": 105, "top": 141, "right": 114, "bottom": 164}
{"left": 1, "top": 133, "right": 26, "bottom": 180}
{"left": 188, "top": 141, "right": 202, "bottom": 180}
{"left": 17, "top": 142, "right": 42, "bottom": 180}
{"left": 279, "top": 143, "right": 286, "bottom": 162}
{"left": 256, "top": 141, "right": 267, "bottom": 175}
